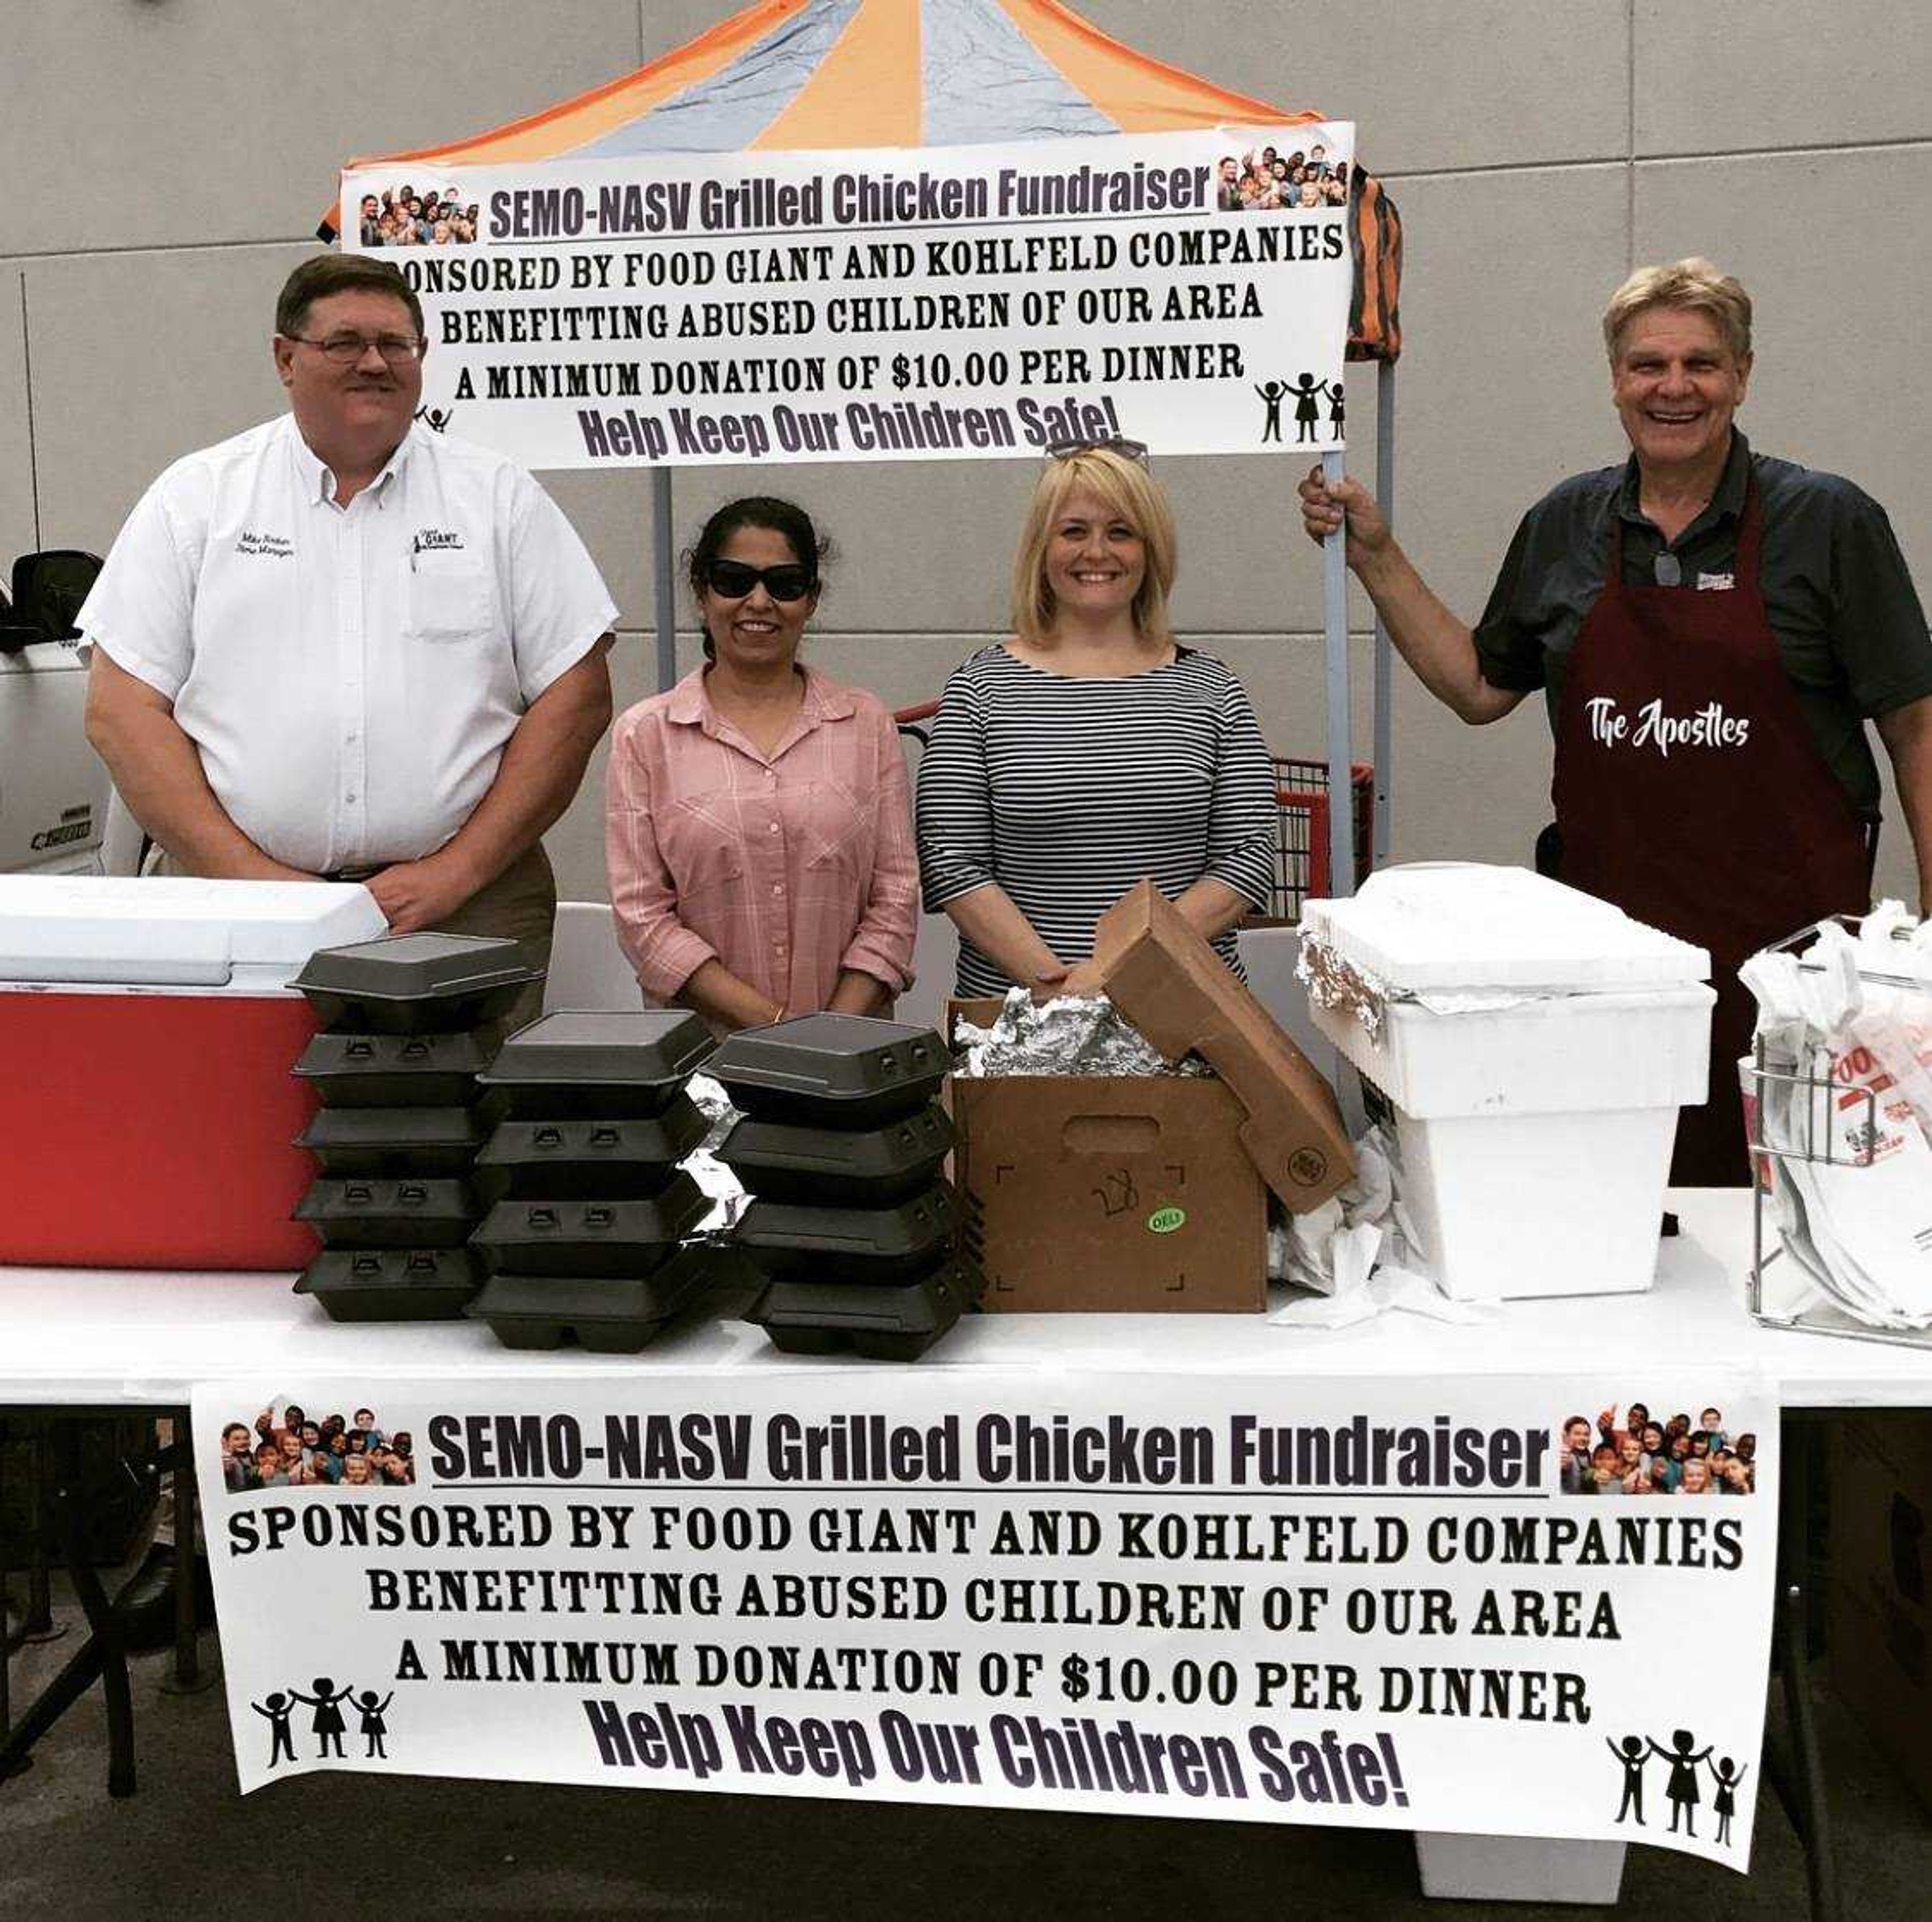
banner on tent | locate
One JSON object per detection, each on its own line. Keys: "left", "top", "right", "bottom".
{"left": 196, "top": 1368, "right": 1774, "bottom": 1867}
{"left": 341, "top": 126, "right": 1354, "bottom": 468}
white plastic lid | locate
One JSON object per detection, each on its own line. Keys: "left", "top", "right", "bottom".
{"left": 1300, "top": 863, "right": 1709, "bottom": 994}
{"left": 0, "top": 875, "right": 390, "bottom": 986}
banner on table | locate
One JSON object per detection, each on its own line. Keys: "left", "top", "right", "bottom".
{"left": 340, "top": 126, "right": 1354, "bottom": 468}
{"left": 194, "top": 1370, "right": 1773, "bottom": 1867}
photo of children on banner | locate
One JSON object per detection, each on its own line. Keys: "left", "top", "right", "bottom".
{"left": 253, "top": 1679, "right": 394, "bottom": 1766}
{"left": 1605, "top": 1728, "right": 1748, "bottom": 1843}
{"left": 1557, "top": 1404, "right": 1756, "bottom": 1496}
{"left": 220, "top": 1403, "right": 416, "bottom": 1493}
{"left": 1216, "top": 145, "right": 1350, "bottom": 213}
{"left": 357, "top": 183, "right": 478, "bottom": 247}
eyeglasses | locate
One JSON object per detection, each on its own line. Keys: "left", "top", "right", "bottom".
{"left": 703, "top": 559, "right": 817, "bottom": 602}
{"left": 1045, "top": 435, "right": 1149, "bottom": 465}
{"left": 286, "top": 332, "right": 426, "bottom": 367}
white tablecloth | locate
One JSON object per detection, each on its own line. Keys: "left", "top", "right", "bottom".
{"left": 3, "top": 1191, "right": 1926, "bottom": 1410}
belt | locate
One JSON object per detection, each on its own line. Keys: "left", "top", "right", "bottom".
{"left": 320, "top": 865, "right": 383, "bottom": 884}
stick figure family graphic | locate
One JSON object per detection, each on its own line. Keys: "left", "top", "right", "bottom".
{"left": 253, "top": 1678, "right": 394, "bottom": 1766}
{"left": 1606, "top": 1729, "right": 1749, "bottom": 1845}
{"left": 1256, "top": 373, "right": 1343, "bottom": 444}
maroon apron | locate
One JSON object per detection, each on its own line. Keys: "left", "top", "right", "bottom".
{"left": 1551, "top": 472, "right": 1875, "bottom": 1186}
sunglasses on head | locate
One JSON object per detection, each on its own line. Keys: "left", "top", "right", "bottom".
{"left": 703, "top": 559, "right": 817, "bottom": 602}
{"left": 1044, "top": 435, "right": 1150, "bottom": 466}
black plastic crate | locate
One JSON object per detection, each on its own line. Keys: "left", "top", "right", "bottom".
{"left": 715, "top": 1102, "right": 953, "bottom": 1206}
{"left": 293, "top": 1030, "right": 498, "bottom": 1107}
{"left": 296, "top": 1104, "right": 497, "bottom": 1178}
{"left": 295, "top": 1177, "right": 480, "bottom": 1249}
{"left": 709, "top": 1014, "right": 946, "bottom": 1127}
{"left": 470, "top": 1172, "right": 711, "bottom": 1277}
{"left": 472, "top": 1098, "right": 707, "bottom": 1202}
{"left": 478, "top": 1010, "right": 715, "bottom": 1118}
{"left": 291, "top": 933, "right": 540, "bottom": 1034}
{"left": 295, "top": 1247, "right": 486, "bottom": 1322}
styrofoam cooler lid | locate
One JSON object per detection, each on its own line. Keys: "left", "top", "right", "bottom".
{"left": 1300, "top": 863, "right": 1709, "bottom": 994}
{"left": 0, "top": 875, "right": 388, "bottom": 986}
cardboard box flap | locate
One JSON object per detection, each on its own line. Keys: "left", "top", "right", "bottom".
{"left": 1092, "top": 882, "right": 1355, "bottom": 1211}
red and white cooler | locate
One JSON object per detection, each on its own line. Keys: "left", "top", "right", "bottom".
{"left": 0, "top": 875, "right": 388, "bottom": 1269}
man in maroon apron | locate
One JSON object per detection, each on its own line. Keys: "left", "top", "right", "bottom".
{"left": 1301, "top": 258, "right": 1932, "bottom": 1185}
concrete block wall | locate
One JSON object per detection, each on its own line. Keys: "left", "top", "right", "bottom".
{"left": 4, "top": 1, "right": 1927, "bottom": 904}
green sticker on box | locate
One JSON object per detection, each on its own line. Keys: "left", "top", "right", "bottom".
{"left": 1146, "top": 1206, "right": 1186, "bottom": 1235}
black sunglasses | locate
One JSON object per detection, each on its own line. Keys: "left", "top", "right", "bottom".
{"left": 704, "top": 559, "right": 817, "bottom": 602}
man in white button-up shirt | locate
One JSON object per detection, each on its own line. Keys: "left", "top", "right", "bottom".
{"left": 80, "top": 254, "right": 617, "bottom": 973}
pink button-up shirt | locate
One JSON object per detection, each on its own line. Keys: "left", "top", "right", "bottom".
{"left": 606, "top": 665, "right": 918, "bottom": 1012}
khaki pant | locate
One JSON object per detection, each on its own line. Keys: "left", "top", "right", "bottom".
{"left": 156, "top": 843, "right": 558, "bottom": 1031}
{"left": 427, "top": 843, "right": 556, "bottom": 1031}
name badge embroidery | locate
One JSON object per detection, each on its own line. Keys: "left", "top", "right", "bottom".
{"left": 1696, "top": 572, "right": 1735, "bottom": 592}
{"left": 236, "top": 530, "right": 294, "bottom": 559}
{"left": 1585, "top": 695, "right": 1752, "bottom": 756}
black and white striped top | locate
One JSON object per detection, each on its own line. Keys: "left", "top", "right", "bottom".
{"left": 915, "top": 645, "right": 1277, "bottom": 996}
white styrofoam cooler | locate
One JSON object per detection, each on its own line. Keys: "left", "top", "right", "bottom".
{"left": 1302, "top": 865, "right": 1714, "bottom": 1301}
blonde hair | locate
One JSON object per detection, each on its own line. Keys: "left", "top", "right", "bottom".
{"left": 1010, "top": 448, "right": 1177, "bottom": 647}
{"left": 1602, "top": 258, "right": 1753, "bottom": 364}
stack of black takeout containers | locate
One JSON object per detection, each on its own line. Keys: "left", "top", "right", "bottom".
{"left": 465, "top": 1011, "right": 722, "bottom": 1352}
{"left": 288, "top": 934, "right": 540, "bottom": 1321}
{"left": 712, "top": 1014, "right": 983, "bottom": 1359}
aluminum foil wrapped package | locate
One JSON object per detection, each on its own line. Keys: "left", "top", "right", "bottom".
{"left": 683, "top": 1072, "right": 746, "bottom": 1231}
{"left": 951, "top": 986, "right": 1211, "bottom": 1080}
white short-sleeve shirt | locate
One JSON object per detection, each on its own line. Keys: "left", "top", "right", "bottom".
{"left": 78, "top": 414, "right": 617, "bottom": 873}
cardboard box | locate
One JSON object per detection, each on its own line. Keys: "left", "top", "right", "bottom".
{"left": 948, "top": 998, "right": 1267, "bottom": 1312}
{"left": 1091, "top": 882, "right": 1355, "bottom": 1212}
{"left": 1828, "top": 1413, "right": 1932, "bottom": 1815}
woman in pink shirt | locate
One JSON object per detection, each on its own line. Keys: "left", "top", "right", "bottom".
{"left": 605, "top": 498, "right": 918, "bottom": 1030}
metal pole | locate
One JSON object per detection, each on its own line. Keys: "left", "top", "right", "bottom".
{"left": 652, "top": 467, "right": 678, "bottom": 694}
{"left": 1372, "top": 360, "right": 1397, "bottom": 865}
{"left": 1321, "top": 446, "right": 1354, "bottom": 899}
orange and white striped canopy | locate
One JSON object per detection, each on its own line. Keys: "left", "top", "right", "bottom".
{"left": 330, "top": 0, "right": 1400, "bottom": 358}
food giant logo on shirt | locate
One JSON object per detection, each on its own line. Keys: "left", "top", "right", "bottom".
{"left": 412, "top": 527, "right": 466, "bottom": 557}
{"left": 1584, "top": 696, "right": 1751, "bottom": 757}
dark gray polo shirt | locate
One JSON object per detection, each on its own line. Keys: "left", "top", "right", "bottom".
{"left": 1473, "top": 432, "right": 1932, "bottom": 812}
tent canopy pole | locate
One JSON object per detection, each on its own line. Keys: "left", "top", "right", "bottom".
{"left": 1320, "top": 447, "right": 1354, "bottom": 899}
{"left": 1372, "top": 360, "right": 1396, "bottom": 864}
{"left": 652, "top": 467, "right": 678, "bottom": 694}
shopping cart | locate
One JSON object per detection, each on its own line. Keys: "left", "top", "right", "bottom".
{"left": 1264, "top": 756, "right": 1374, "bottom": 923}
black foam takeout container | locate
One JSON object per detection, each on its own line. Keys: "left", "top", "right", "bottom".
{"left": 290, "top": 933, "right": 540, "bottom": 1034}
{"left": 472, "top": 1097, "right": 708, "bottom": 1201}
{"left": 730, "top": 1184, "right": 965, "bottom": 1284}
{"left": 714, "top": 1102, "right": 953, "bottom": 1206}
{"left": 293, "top": 1030, "right": 498, "bottom": 1108}
{"left": 708, "top": 1014, "right": 947, "bottom": 1128}
{"left": 743, "top": 1254, "right": 985, "bottom": 1361}
{"left": 295, "top": 1247, "right": 486, "bottom": 1322}
{"left": 296, "top": 1104, "right": 498, "bottom": 1178}
{"left": 295, "top": 1177, "right": 480, "bottom": 1249}
{"left": 469, "top": 1170, "right": 711, "bottom": 1276}
{"left": 465, "top": 1240, "right": 738, "bottom": 1353}
{"left": 477, "top": 1010, "right": 716, "bottom": 1118}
